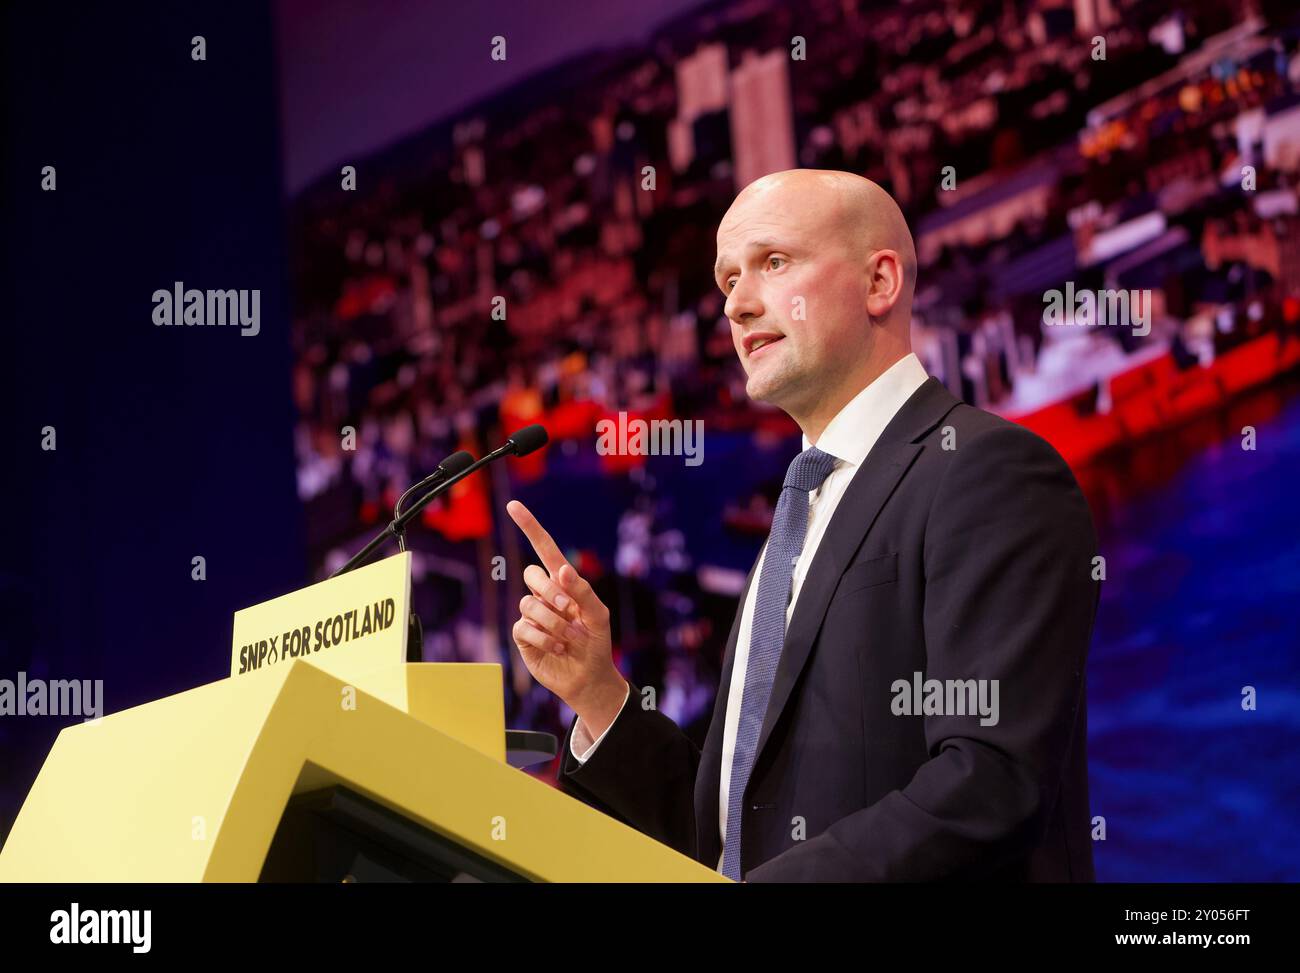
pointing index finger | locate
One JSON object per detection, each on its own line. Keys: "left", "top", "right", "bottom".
{"left": 506, "top": 500, "right": 570, "bottom": 576}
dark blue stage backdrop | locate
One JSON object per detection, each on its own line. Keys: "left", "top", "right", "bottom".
{"left": 0, "top": 3, "right": 306, "bottom": 846}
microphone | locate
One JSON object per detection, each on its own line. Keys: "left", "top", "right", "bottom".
{"left": 390, "top": 424, "right": 549, "bottom": 533}
{"left": 331, "top": 448, "right": 477, "bottom": 579}
{"left": 330, "top": 426, "right": 547, "bottom": 662}
{"left": 394, "top": 449, "right": 474, "bottom": 520}
{"left": 331, "top": 428, "right": 548, "bottom": 579}
{"left": 504, "top": 423, "right": 548, "bottom": 457}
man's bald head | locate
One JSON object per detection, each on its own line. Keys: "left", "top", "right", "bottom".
{"left": 714, "top": 169, "right": 919, "bottom": 439}
{"left": 719, "top": 169, "right": 917, "bottom": 299}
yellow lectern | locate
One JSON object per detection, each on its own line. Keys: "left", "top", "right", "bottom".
{"left": 0, "top": 657, "right": 725, "bottom": 882}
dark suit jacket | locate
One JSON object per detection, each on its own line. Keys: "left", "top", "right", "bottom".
{"left": 556, "top": 377, "right": 1099, "bottom": 881}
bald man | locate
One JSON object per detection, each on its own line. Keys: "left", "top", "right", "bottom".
{"left": 507, "top": 169, "right": 1098, "bottom": 882}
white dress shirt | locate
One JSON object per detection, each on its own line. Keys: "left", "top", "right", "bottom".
{"left": 568, "top": 352, "right": 930, "bottom": 872}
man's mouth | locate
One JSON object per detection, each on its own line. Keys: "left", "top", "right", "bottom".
{"left": 744, "top": 332, "right": 785, "bottom": 358}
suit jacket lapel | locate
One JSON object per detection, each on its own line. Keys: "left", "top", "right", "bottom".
{"left": 753, "top": 377, "right": 960, "bottom": 771}
{"left": 693, "top": 374, "right": 961, "bottom": 859}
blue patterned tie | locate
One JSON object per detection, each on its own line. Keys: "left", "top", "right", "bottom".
{"left": 721, "top": 445, "right": 837, "bottom": 881}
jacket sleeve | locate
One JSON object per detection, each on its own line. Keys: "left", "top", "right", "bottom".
{"left": 555, "top": 680, "right": 702, "bottom": 861}
{"left": 746, "top": 422, "right": 1099, "bottom": 881}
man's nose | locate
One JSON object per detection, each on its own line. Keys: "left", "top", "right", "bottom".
{"left": 725, "top": 276, "right": 764, "bottom": 323}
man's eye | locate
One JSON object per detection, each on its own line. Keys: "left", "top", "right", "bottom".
{"left": 768, "top": 256, "right": 785, "bottom": 270}
{"left": 726, "top": 277, "right": 737, "bottom": 290}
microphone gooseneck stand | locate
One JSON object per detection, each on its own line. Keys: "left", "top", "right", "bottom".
{"left": 330, "top": 426, "right": 549, "bottom": 663}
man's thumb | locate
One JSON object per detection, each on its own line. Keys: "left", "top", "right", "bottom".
{"left": 557, "top": 563, "right": 600, "bottom": 613}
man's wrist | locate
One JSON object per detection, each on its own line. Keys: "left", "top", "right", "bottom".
{"left": 573, "top": 675, "right": 629, "bottom": 741}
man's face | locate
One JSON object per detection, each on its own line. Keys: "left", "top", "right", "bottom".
{"left": 714, "top": 182, "right": 870, "bottom": 413}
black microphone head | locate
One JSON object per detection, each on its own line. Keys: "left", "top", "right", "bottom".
{"left": 506, "top": 424, "right": 549, "bottom": 457}
{"left": 438, "top": 450, "right": 475, "bottom": 477}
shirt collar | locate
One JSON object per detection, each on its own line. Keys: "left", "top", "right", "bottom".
{"left": 801, "top": 352, "right": 930, "bottom": 469}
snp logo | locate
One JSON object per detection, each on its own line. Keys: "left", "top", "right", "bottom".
{"left": 50, "top": 903, "right": 151, "bottom": 954}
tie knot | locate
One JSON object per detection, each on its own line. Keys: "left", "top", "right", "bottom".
{"left": 783, "top": 446, "right": 837, "bottom": 494}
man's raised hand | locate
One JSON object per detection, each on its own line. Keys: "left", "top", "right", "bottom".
{"left": 505, "top": 500, "right": 627, "bottom": 735}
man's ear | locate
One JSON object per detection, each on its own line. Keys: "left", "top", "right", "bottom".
{"left": 865, "top": 249, "right": 905, "bottom": 318}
